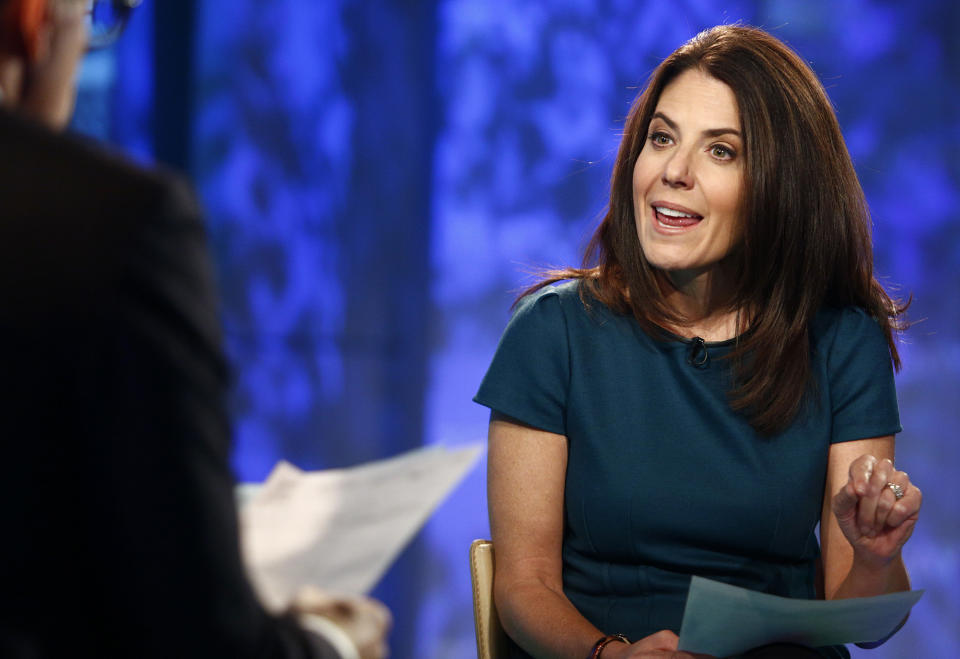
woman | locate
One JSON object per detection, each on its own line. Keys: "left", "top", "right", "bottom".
{"left": 475, "top": 25, "right": 922, "bottom": 659}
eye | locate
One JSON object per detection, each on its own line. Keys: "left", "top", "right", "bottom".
{"left": 648, "top": 131, "right": 673, "bottom": 147}
{"left": 710, "top": 144, "right": 736, "bottom": 160}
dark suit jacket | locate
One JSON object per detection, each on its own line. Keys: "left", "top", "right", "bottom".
{"left": 0, "top": 109, "right": 339, "bottom": 658}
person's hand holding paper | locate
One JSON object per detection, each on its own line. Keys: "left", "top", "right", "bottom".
{"left": 291, "top": 586, "right": 392, "bottom": 659}
{"left": 239, "top": 444, "right": 480, "bottom": 608}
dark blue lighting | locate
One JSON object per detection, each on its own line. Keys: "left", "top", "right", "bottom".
{"left": 74, "top": 0, "right": 960, "bottom": 656}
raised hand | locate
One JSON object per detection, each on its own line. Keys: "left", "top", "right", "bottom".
{"left": 831, "top": 454, "right": 921, "bottom": 567}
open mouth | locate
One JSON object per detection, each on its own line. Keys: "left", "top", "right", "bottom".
{"left": 652, "top": 205, "right": 702, "bottom": 229}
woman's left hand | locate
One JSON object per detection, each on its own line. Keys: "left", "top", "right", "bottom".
{"left": 831, "top": 454, "right": 921, "bottom": 567}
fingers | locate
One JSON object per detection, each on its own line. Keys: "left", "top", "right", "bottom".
{"left": 839, "top": 455, "right": 922, "bottom": 538}
{"left": 831, "top": 454, "right": 877, "bottom": 541}
{"left": 846, "top": 454, "right": 877, "bottom": 498}
{"left": 831, "top": 479, "right": 859, "bottom": 524}
{"left": 874, "top": 471, "right": 907, "bottom": 529}
{"left": 885, "top": 480, "right": 922, "bottom": 528}
{"left": 291, "top": 587, "right": 392, "bottom": 635}
{"left": 867, "top": 461, "right": 923, "bottom": 534}
{"left": 629, "top": 630, "right": 679, "bottom": 654}
{"left": 856, "top": 457, "right": 893, "bottom": 537}
{"left": 647, "top": 630, "right": 679, "bottom": 651}
{"left": 321, "top": 596, "right": 391, "bottom": 659}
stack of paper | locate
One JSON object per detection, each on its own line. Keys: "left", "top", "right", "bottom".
{"left": 678, "top": 576, "right": 923, "bottom": 656}
{"left": 238, "top": 444, "right": 482, "bottom": 610}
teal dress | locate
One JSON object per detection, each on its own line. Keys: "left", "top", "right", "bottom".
{"left": 474, "top": 281, "right": 901, "bottom": 658}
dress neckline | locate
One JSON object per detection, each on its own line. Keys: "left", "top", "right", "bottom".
{"left": 657, "top": 327, "right": 740, "bottom": 348}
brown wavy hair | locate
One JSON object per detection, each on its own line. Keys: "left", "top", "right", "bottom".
{"left": 525, "top": 24, "right": 907, "bottom": 435}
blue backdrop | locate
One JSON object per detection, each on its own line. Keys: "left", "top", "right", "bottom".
{"left": 75, "top": 1, "right": 959, "bottom": 656}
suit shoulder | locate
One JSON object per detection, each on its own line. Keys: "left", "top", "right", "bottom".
{"left": 0, "top": 111, "right": 206, "bottom": 316}
{"left": 0, "top": 109, "right": 197, "bottom": 219}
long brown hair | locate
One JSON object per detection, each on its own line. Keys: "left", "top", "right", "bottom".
{"left": 525, "top": 24, "right": 907, "bottom": 435}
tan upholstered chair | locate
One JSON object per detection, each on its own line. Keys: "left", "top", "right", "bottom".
{"left": 470, "top": 539, "right": 510, "bottom": 659}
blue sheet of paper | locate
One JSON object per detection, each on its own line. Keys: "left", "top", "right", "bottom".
{"left": 677, "top": 576, "right": 923, "bottom": 657}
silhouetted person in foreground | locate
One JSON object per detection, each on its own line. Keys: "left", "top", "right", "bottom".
{"left": 0, "top": 1, "right": 388, "bottom": 656}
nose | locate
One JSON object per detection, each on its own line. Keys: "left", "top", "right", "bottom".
{"left": 661, "top": 148, "right": 694, "bottom": 189}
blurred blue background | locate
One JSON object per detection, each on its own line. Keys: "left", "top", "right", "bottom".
{"left": 73, "top": 1, "right": 959, "bottom": 656}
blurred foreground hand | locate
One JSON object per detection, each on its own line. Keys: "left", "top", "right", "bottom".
{"left": 291, "top": 586, "right": 392, "bottom": 659}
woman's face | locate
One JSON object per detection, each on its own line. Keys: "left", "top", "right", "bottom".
{"left": 632, "top": 68, "right": 744, "bottom": 280}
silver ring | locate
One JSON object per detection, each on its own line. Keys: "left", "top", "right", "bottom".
{"left": 886, "top": 482, "right": 905, "bottom": 500}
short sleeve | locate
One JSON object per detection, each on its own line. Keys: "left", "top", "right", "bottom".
{"left": 826, "top": 308, "right": 902, "bottom": 443}
{"left": 473, "top": 288, "right": 570, "bottom": 435}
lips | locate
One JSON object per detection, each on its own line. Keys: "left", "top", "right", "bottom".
{"left": 652, "top": 203, "right": 703, "bottom": 230}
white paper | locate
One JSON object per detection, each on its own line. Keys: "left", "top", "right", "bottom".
{"left": 238, "top": 444, "right": 482, "bottom": 610}
{"left": 677, "top": 576, "right": 923, "bottom": 657}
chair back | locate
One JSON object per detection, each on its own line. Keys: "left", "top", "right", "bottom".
{"left": 469, "top": 539, "right": 509, "bottom": 659}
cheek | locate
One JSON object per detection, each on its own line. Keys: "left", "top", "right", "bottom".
{"left": 631, "top": 155, "right": 655, "bottom": 199}
{"left": 711, "top": 173, "right": 744, "bottom": 234}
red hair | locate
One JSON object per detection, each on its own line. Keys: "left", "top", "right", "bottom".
{"left": 0, "top": 0, "right": 47, "bottom": 59}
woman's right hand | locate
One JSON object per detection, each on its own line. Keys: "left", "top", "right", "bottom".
{"left": 601, "top": 630, "right": 715, "bottom": 659}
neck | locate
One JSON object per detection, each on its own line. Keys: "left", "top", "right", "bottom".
{"left": 661, "top": 263, "right": 741, "bottom": 341}
{"left": 0, "top": 56, "right": 24, "bottom": 107}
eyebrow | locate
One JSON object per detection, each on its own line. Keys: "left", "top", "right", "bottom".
{"left": 651, "top": 111, "right": 741, "bottom": 139}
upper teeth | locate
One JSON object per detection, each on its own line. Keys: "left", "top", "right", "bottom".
{"left": 656, "top": 206, "right": 695, "bottom": 218}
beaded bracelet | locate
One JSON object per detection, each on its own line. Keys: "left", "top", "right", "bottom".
{"left": 588, "top": 633, "right": 630, "bottom": 658}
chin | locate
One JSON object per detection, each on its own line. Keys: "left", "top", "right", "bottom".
{"left": 642, "top": 251, "right": 700, "bottom": 274}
